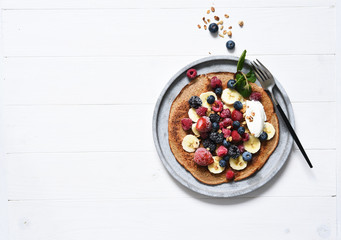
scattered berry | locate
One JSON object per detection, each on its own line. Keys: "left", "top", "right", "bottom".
{"left": 181, "top": 118, "right": 192, "bottom": 131}
{"left": 242, "top": 132, "right": 250, "bottom": 142}
{"left": 196, "top": 106, "right": 208, "bottom": 116}
{"left": 228, "top": 145, "right": 240, "bottom": 159}
{"left": 226, "top": 169, "right": 235, "bottom": 180}
{"left": 219, "top": 159, "right": 227, "bottom": 167}
{"left": 186, "top": 69, "right": 197, "bottom": 79}
{"left": 188, "top": 96, "right": 202, "bottom": 109}
{"left": 209, "top": 23, "right": 219, "bottom": 33}
{"left": 207, "top": 95, "right": 215, "bottom": 104}
{"left": 227, "top": 79, "right": 236, "bottom": 89}
{"left": 215, "top": 87, "right": 223, "bottom": 96}
{"left": 212, "top": 122, "right": 220, "bottom": 131}
{"left": 226, "top": 40, "right": 235, "bottom": 50}
{"left": 212, "top": 100, "right": 223, "bottom": 112}
{"left": 194, "top": 148, "right": 214, "bottom": 166}
{"left": 203, "top": 139, "right": 216, "bottom": 153}
{"left": 249, "top": 92, "right": 262, "bottom": 101}
{"left": 220, "top": 108, "right": 231, "bottom": 118}
{"left": 209, "top": 132, "right": 224, "bottom": 144}
{"left": 242, "top": 151, "right": 252, "bottom": 162}
{"left": 231, "top": 130, "right": 242, "bottom": 142}
{"left": 238, "top": 144, "right": 245, "bottom": 153}
{"left": 231, "top": 110, "right": 243, "bottom": 121}
{"left": 219, "top": 118, "right": 233, "bottom": 129}
{"left": 222, "top": 128, "right": 231, "bottom": 138}
{"left": 210, "top": 76, "right": 222, "bottom": 89}
{"left": 217, "top": 146, "right": 228, "bottom": 157}
{"left": 209, "top": 113, "right": 220, "bottom": 123}
{"left": 223, "top": 139, "right": 231, "bottom": 148}
{"left": 233, "top": 101, "right": 243, "bottom": 110}
{"left": 232, "top": 121, "right": 240, "bottom": 129}
{"left": 259, "top": 131, "right": 268, "bottom": 141}
{"left": 196, "top": 116, "right": 212, "bottom": 132}
{"left": 237, "top": 126, "right": 245, "bottom": 135}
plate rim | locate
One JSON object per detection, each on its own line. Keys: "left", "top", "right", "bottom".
{"left": 152, "top": 55, "right": 294, "bottom": 198}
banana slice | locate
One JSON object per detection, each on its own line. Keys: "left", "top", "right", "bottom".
{"left": 229, "top": 155, "right": 247, "bottom": 170}
{"left": 263, "top": 122, "right": 276, "bottom": 140}
{"left": 200, "top": 91, "right": 217, "bottom": 109}
{"left": 188, "top": 108, "right": 200, "bottom": 122}
{"left": 244, "top": 135, "right": 261, "bottom": 154}
{"left": 208, "top": 156, "right": 225, "bottom": 174}
{"left": 192, "top": 123, "right": 200, "bottom": 137}
{"left": 221, "top": 88, "right": 244, "bottom": 105}
{"left": 182, "top": 134, "right": 200, "bottom": 153}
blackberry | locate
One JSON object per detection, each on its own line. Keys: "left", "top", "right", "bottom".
{"left": 188, "top": 96, "right": 202, "bottom": 109}
{"left": 228, "top": 145, "right": 240, "bottom": 159}
{"left": 203, "top": 139, "right": 216, "bottom": 153}
{"left": 212, "top": 122, "right": 219, "bottom": 132}
{"left": 209, "top": 113, "right": 220, "bottom": 123}
{"left": 209, "top": 132, "right": 224, "bottom": 144}
{"left": 207, "top": 142, "right": 216, "bottom": 153}
{"left": 202, "top": 139, "right": 211, "bottom": 148}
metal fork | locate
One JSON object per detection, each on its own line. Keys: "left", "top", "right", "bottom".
{"left": 251, "top": 59, "right": 313, "bottom": 168}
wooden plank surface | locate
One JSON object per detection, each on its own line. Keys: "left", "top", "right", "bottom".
{"left": 2, "top": 7, "right": 335, "bottom": 57}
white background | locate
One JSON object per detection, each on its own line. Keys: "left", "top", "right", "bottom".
{"left": 0, "top": 0, "right": 340, "bottom": 239}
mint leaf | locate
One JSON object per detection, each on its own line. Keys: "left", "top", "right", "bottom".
{"left": 237, "top": 50, "right": 247, "bottom": 72}
{"left": 246, "top": 69, "right": 256, "bottom": 83}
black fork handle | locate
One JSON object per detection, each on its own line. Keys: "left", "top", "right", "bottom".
{"left": 276, "top": 103, "right": 313, "bottom": 168}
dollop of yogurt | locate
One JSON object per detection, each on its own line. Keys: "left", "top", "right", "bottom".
{"left": 245, "top": 100, "right": 266, "bottom": 137}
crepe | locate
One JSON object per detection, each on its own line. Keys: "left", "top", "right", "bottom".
{"left": 168, "top": 72, "right": 279, "bottom": 185}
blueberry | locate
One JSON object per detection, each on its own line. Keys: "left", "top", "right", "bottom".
{"left": 223, "top": 155, "right": 230, "bottom": 161}
{"left": 212, "top": 122, "right": 219, "bottom": 131}
{"left": 219, "top": 159, "right": 227, "bottom": 167}
{"left": 233, "top": 101, "right": 243, "bottom": 110}
{"left": 214, "top": 87, "right": 222, "bottom": 96}
{"left": 208, "top": 23, "right": 219, "bottom": 33}
{"left": 226, "top": 40, "right": 235, "bottom": 50}
{"left": 242, "top": 151, "right": 252, "bottom": 162}
{"left": 223, "top": 139, "right": 231, "bottom": 148}
{"left": 237, "top": 126, "right": 245, "bottom": 135}
{"left": 233, "top": 121, "right": 240, "bottom": 129}
{"left": 227, "top": 79, "right": 236, "bottom": 89}
{"left": 207, "top": 95, "right": 215, "bottom": 104}
{"left": 259, "top": 131, "right": 268, "bottom": 141}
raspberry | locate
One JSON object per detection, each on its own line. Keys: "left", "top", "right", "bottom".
{"left": 194, "top": 148, "right": 214, "bottom": 166}
{"left": 209, "top": 132, "right": 224, "bottom": 144}
{"left": 242, "top": 133, "right": 249, "bottom": 142}
{"left": 228, "top": 145, "right": 240, "bottom": 159}
{"left": 209, "top": 113, "right": 220, "bottom": 123}
{"left": 220, "top": 108, "right": 231, "bottom": 118}
{"left": 249, "top": 92, "right": 262, "bottom": 101}
{"left": 231, "top": 110, "right": 243, "bottom": 122}
{"left": 196, "top": 106, "right": 208, "bottom": 116}
{"left": 210, "top": 76, "right": 222, "bottom": 89}
{"left": 181, "top": 118, "right": 192, "bottom": 131}
{"left": 237, "top": 144, "right": 245, "bottom": 153}
{"left": 196, "top": 116, "right": 212, "bottom": 132}
{"left": 222, "top": 128, "right": 231, "bottom": 138}
{"left": 226, "top": 170, "right": 235, "bottom": 180}
{"left": 231, "top": 130, "right": 242, "bottom": 142}
{"left": 219, "top": 118, "right": 233, "bottom": 129}
{"left": 212, "top": 100, "right": 223, "bottom": 112}
{"left": 217, "top": 146, "right": 228, "bottom": 157}
{"left": 186, "top": 69, "right": 197, "bottom": 79}
{"left": 188, "top": 96, "right": 202, "bottom": 109}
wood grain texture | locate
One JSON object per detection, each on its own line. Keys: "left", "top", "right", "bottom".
{"left": 2, "top": 7, "right": 335, "bottom": 57}
{"left": 8, "top": 197, "right": 336, "bottom": 240}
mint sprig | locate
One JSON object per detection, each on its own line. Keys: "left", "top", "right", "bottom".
{"left": 233, "top": 50, "right": 256, "bottom": 98}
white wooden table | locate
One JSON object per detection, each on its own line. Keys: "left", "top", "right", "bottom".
{"left": 0, "top": 0, "right": 340, "bottom": 239}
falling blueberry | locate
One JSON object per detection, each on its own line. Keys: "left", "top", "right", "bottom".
{"left": 208, "top": 23, "right": 219, "bottom": 33}
{"left": 226, "top": 40, "right": 235, "bottom": 50}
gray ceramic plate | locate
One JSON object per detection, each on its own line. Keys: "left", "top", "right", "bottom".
{"left": 152, "top": 55, "right": 294, "bottom": 197}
